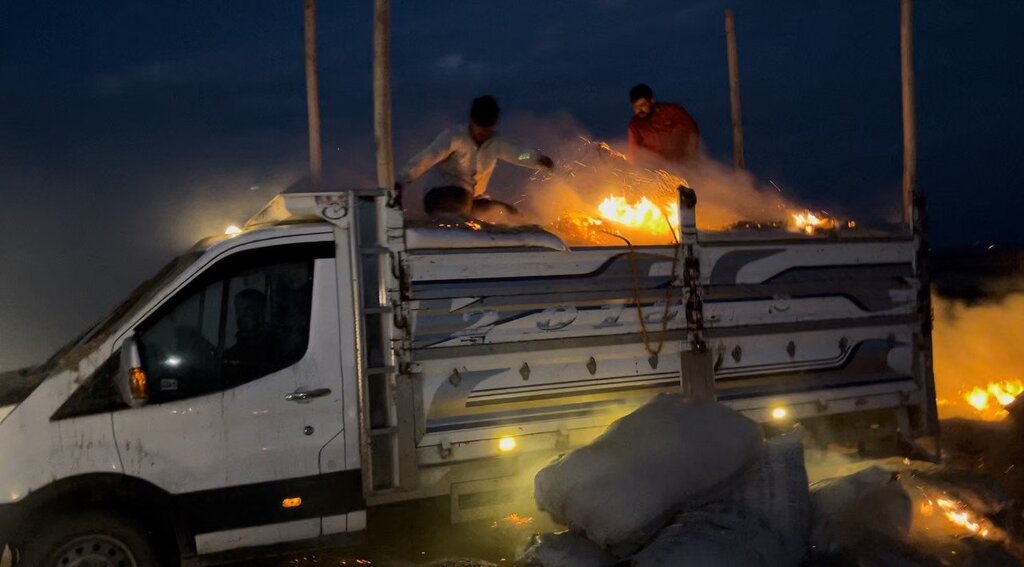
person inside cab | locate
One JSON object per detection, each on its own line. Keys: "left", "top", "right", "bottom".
{"left": 223, "top": 288, "right": 280, "bottom": 385}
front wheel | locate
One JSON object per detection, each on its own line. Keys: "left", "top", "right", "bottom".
{"left": 17, "top": 511, "right": 165, "bottom": 567}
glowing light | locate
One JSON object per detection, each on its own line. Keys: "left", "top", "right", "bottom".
{"left": 597, "top": 195, "right": 678, "bottom": 236}
{"left": 966, "top": 387, "right": 989, "bottom": 411}
{"left": 225, "top": 225, "right": 243, "bottom": 236}
{"left": 128, "top": 367, "right": 148, "bottom": 400}
{"left": 498, "top": 513, "right": 534, "bottom": 529}
{"left": 281, "top": 497, "right": 302, "bottom": 509}
{"left": 163, "top": 356, "right": 182, "bottom": 368}
{"left": 791, "top": 211, "right": 830, "bottom": 234}
{"left": 771, "top": 407, "right": 789, "bottom": 421}
{"left": 961, "top": 380, "right": 1022, "bottom": 418}
{"left": 498, "top": 436, "right": 518, "bottom": 452}
{"left": 933, "top": 497, "right": 991, "bottom": 537}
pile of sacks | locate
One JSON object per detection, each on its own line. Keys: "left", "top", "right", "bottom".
{"left": 522, "top": 394, "right": 918, "bottom": 566}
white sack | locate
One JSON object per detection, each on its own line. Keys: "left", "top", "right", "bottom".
{"left": 809, "top": 465, "right": 912, "bottom": 555}
{"left": 519, "top": 531, "right": 618, "bottom": 567}
{"left": 632, "top": 429, "right": 811, "bottom": 567}
{"left": 534, "top": 395, "right": 763, "bottom": 551}
{"left": 630, "top": 514, "right": 765, "bottom": 567}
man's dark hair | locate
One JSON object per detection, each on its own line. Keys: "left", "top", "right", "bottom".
{"left": 470, "top": 95, "right": 500, "bottom": 127}
{"left": 629, "top": 83, "right": 654, "bottom": 103}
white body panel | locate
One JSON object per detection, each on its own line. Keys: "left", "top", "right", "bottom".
{"left": 113, "top": 391, "right": 226, "bottom": 492}
{"left": 195, "top": 518, "right": 321, "bottom": 555}
{"left": 0, "top": 361, "right": 123, "bottom": 506}
{"left": 223, "top": 259, "right": 345, "bottom": 485}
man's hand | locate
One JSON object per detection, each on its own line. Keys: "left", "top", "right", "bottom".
{"left": 389, "top": 182, "right": 404, "bottom": 209}
{"left": 537, "top": 154, "right": 555, "bottom": 169}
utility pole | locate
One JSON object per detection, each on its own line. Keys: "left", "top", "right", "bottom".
{"left": 900, "top": 0, "right": 917, "bottom": 226}
{"left": 304, "top": 0, "right": 323, "bottom": 186}
{"left": 725, "top": 9, "right": 745, "bottom": 170}
{"left": 373, "top": 0, "right": 394, "bottom": 189}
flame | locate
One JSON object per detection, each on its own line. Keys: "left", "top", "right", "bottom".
{"left": 959, "top": 380, "right": 1022, "bottom": 419}
{"left": 791, "top": 211, "right": 833, "bottom": 234}
{"left": 917, "top": 489, "right": 997, "bottom": 541}
{"left": 934, "top": 497, "right": 991, "bottom": 538}
{"left": 597, "top": 195, "right": 679, "bottom": 236}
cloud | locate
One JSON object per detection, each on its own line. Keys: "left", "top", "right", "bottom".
{"left": 430, "top": 52, "right": 492, "bottom": 78}
{"left": 94, "top": 74, "right": 125, "bottom": 95}
{"left": 435, "top": 53, "right": 465, "bottom": 71}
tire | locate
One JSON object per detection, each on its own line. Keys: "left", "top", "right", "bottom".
{"left": 16, "top": 511, "right": 165, "bottom": 567}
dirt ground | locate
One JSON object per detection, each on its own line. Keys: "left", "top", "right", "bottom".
{"left": 251, "top": 418, "right": 1024, "bottom": 567}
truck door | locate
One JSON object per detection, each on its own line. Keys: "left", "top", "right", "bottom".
{"left": 114, "top": 239, "right": 361, "bottom": 556}
{"left": 219, "top": 253, "right": 361, "bottom": 546}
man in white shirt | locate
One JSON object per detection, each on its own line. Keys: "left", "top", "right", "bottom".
{"left": 395, "top": 95, "right": 554, "bottom": 218}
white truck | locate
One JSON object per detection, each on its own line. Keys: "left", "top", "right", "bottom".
{"left": 0, "top": 187, "right": 937, "bottom": 566}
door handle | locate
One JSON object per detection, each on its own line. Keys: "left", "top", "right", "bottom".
{"left": 285, "top": 388, "right": 332, "bottom": 402}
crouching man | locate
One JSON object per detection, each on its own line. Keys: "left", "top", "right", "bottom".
{"left": 395, "top": 95, "right": 554, "bottom": 220}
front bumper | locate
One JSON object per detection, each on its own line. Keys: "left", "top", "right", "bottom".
{"left": 0, "top": 501, "right": 22, "bottom": 545}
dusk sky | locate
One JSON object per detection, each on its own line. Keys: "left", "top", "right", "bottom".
{"left": 2, "top": 1, "right": 1023, "bottom": 371}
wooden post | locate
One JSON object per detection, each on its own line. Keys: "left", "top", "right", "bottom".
{"left": 900, "top": 0, "right": 917, "bottom": 226}
{"left": 304, "top": 0, "right": 323, "bottom": 187}
{"left": 373, "top": 0, "right": 395, "bottom": 189}
{"left": 725, "top": 9, "right": 745, "bottom": 170}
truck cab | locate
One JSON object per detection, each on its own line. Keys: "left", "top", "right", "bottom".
{"left": 0, "top": 187, "right": 937, "bottom": 566}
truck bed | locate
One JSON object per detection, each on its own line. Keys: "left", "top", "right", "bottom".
{"left": 403, "top": 231, "right": 933, "bottom": 464}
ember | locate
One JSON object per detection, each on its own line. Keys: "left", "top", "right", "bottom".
{"left": 494, "top": 512, "right": 534, "bottom": 529}
{"left": 917, "top": 492, "right": 995, "bottom": 539}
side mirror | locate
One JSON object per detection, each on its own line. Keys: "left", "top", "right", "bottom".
{"left": 117, "top": 335, "right": 148, "bottom": 407}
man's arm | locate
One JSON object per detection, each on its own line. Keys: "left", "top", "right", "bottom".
{"left": 494, "top": 138, "right": 554, "bottom": 170}
{"left": 397, "top": 129, "right": 455, "bottom": 186}
{"left": 627, "top": 122, "right": 643, "bottom": 162}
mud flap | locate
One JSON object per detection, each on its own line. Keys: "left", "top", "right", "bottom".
{"left": 680, "top": 348, "right": 716, "bottom": 402}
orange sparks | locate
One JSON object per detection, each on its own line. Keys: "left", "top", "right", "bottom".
{"left": 491, "top": 512, "right": 534, "bottom": 530}
{"left": 503, "top": 513, "right": 534, "bottom": 528}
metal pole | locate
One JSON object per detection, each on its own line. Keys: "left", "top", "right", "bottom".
{"left": 373, "top": 0, "right": 395, "bottom": 189}
{"left": 725, "top": 9, "right": 745, "bottom": 170}
{"left": 304, "top": 0, "right": 323, "bottom": 187}
{"left": 900, "top": 0, "right": 917, "bottom": 226}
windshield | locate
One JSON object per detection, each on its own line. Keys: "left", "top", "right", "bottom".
{"left": 35, "top": 249, "right": 205, "bottom": 375}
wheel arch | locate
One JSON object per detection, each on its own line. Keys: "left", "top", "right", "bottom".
{"left": 9, "top": 473, "right": 193, "bottom": 559}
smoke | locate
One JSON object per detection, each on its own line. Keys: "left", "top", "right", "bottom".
{"left": 476, "top": 112, "right": 819, "bottom": 245}
{"left": 932, "top": 290, "right": 1024, "bottom": 420}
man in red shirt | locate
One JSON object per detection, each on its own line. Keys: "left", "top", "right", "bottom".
{"left": 627, "top": 83, "right": 700, "bottom": 165}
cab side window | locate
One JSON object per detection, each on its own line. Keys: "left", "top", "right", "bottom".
{"left": 222, "top": 261, "right": 314, "bottom": 388}
{"left": 138, "top": 281, "right": 223, "bottom": 401}
{"left": 136, "top": 255, "right": 315, "bottom": 402}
